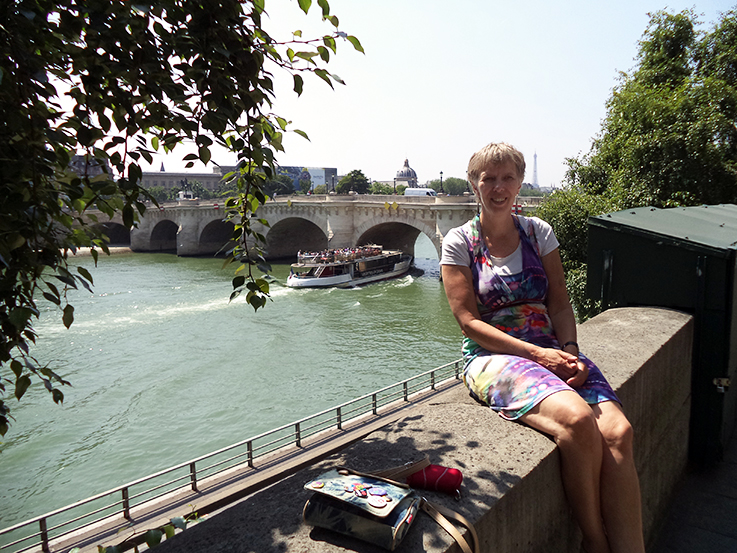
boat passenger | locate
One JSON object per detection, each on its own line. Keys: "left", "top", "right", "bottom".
{"left": 440, "top": 142, "right": 645, "bottom": 553}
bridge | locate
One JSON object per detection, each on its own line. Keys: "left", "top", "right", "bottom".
{"left": 93, "top": 194, "right": 543, "bottom": 259}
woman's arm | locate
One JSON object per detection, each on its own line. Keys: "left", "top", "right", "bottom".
{"left": 541, "top": 248, "right": 588, "bottom": 387}
{"left": 441, "top": 263, "right": 579, "bottom": 381}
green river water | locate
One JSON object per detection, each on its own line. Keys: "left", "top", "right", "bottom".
{"left": 0, "top": 235, "right": 462, "bottom": 530}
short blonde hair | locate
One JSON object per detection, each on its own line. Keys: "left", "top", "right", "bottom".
{"left": 467, "top": 143, "right": 526, "bottom": 186}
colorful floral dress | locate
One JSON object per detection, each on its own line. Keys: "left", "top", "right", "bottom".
{"left": 459, "top": 215, "right": 619, "bottom": 420}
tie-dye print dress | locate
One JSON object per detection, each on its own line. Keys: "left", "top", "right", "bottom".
{"left": 458, "top": 215, "right": 619, "bottom": 420}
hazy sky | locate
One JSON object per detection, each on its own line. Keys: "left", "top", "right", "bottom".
{"left": 148, "top": 0, "right": 734, "bottom": 188}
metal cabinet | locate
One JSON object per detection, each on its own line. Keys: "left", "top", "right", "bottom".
{"left": 587, "top": 204, "right": 737, "bottom": 465}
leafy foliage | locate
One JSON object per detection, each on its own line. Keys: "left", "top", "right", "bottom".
{"left": 368, "top": 181, "right": 395, "bottom": 194}
{"left": 335, "top": 169, "right": 370, "bottom": 194}
{"left": 538, "top": 9, "right": 737, "bottom": 320}
{"left": 263, "top": 173, "right": 296, "bottom": 197}
{"left": 0, "top": 0, "right": 363, "bottom": 437}
{"left": 428, "top": 176, "right": 470, "bottom": 196}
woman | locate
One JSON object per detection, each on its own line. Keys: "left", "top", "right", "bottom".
{"left": 440, "top": 143, "right": 645, "bottom": 553}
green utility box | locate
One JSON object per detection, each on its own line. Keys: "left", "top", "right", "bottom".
{"left": 587, "top": 204, "right": 737, "bottom": 465}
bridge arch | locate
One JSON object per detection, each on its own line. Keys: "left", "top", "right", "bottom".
{"left": 93, "top": 222, "right": 130, "bottom": 246}
{"left": 265, "top": 217, "right": 327, "bottom": 259}
{"left": 150, "top": 220, "right": 178, "bottom": 252}
{"left": 354, "top": 215, "right": 439, "bottom": 258}
{"left": 199, "top": 219, "right": 235, "bottom": 255}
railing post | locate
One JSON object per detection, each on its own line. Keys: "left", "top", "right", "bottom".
{"left": 431, "top": 370, "right": 436, "bottom": 390}
{"left": 372, "top": 393, "right": 377, "bottom": 415}
{"left": 247, "top": 440, "right": 254, "bottom": 468}
{"left": 122, "top": 487, "right": 131, "bottom": 519}
{"left": 337, "top": 406, "right": 342, "bottom": 430}
{"left": 403, "top": 381, "right": 408, "bottom": 401}
{"left": 40, "top": 518, "right": 49, "bottom": 553}
{"left": 296, "top": 422, "right": 301, "bottom": 447}
{"left": 189, "top": 462, "right": 198, "bottom": 492}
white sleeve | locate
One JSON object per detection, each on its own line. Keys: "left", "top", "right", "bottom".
{"left": 440, "top": 227, "right": 472, "bottom": 267}
{"left": 527, "top": 216, "right": 559, "bottom": 256}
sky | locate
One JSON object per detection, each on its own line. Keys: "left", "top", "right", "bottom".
{"left": 145, "top": 0, "right": 735, "bottom": 188}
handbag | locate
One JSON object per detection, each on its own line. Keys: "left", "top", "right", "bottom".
{"left": 303, "top": 467, "right": 478, "bottom": 553}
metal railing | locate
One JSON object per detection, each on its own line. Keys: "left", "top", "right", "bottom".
{"left": 0, "top": 359, "right": 464, "bottom": 553}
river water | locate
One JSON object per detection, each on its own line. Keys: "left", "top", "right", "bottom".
{"left": 0, "top": 236, "right": 462, "bottom": 529}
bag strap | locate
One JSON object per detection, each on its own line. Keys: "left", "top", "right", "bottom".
{"left": 370, "top": 455, "right": 431, "bottom": 481}
{"left": 335, "top": 467, "right": 410, "bottom": 489}
{"left": 419, "top": 498, "right": 479, "bottom": 553}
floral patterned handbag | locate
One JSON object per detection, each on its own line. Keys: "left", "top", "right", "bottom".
{"left": 303, "top": 467, "right": 477, "bottom": 552}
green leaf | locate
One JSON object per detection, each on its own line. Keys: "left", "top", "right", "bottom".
{"left": 199, "top": 145, "right": 211, "bottom": 164}
{"left": 52, "top": 388, "right": 65, "bottom": 404}
{"left": 232, "top": 275, "right": 246, "bottom": 289}
{"left": 347, "top": 35, "right": 364, "bottom": 53}
{"left": 10, "top": 360, "right": 23, "bottom": 378}
{"left": 77, "top": 266, "right": 94, "bottom": 285}
{"left": 293, "top": 74, "right": 303, "bottom": 95}
{"left": 43, "top": 291, "right": 62, "bottom": 305}
{"left": 163, "top": 524, "right": 176, "bottom": 539}
{"left": 170, "top": 517, "right": 187, "bottom": 530}
{"left": 62, "top": 305, "right": 75, "bottom": 329}
{"left": 297, "top": 0, "right": 312, "bottom": 14}
{"left": 144, "top": 530, "right": 163, "bottom": 548}
{"left": 15, "top": 375, "right": 31, "bottom": 400}
{"left": 9, "top": 307, "right": 34, "bottom": 329}
{"left": 8, "top": 233, "right": 26, "bottom": 250}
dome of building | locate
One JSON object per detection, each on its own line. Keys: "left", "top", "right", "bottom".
{"left": 396, "top": 159, "right": 417, "bottom": 179}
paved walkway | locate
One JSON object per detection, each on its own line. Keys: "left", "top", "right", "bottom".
{"left": 651, "top": 427, "right": 737, "bottom": 552}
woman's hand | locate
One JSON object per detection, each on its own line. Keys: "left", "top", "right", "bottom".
{"left": 532, "top": 348, "right": 587, "bottom": 387}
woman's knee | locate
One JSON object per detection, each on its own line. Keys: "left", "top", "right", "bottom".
{"left": 556, "top": 403, "right": 600, "bottom": 448}
{"left": 600, "top": 411, "right": 635, "bottom": 459}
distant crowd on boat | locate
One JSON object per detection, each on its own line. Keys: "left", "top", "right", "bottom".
{"left": 296, "top": 245, "right": 383, "bottom": 264}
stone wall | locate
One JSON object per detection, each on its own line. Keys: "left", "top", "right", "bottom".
{"left": 156, "top": 307, "right": 694, "bottom": 553}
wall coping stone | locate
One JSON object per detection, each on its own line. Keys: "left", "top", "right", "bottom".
{"left": 154, "top": 307, "right": 694, "bottom": 553}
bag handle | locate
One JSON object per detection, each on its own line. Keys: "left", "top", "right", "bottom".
{"left": 419, "top": 498, "right": 479, "bottom": 553}
{"left": 335, "top": 467, "right": 411, "bottom": 489}
{"left": 370, "top": 455, "right": 432, "bottom": 481}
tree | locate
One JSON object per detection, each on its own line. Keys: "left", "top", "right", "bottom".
{"left": 263, "top": 174, "right": 295, "bottom": 197}
{"left": 536, "top": 9, "right": 737, "bottom": 320}
{"left": 429, "top": 177, "right": 469, "bottom": 195}
{"left": 369, "top": 182, "right": 395, "bottom": 194}
{"left": 0, "top": 0, "right": 363, "bottom": 437}
{"left": 335, "top": 169, "right": 370, "bottom": 194}
{"left": 189, "top": 180, "right": 213, "bottom": 200}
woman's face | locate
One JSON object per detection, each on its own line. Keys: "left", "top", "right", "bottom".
{"left": 473, "top": 161, "right": 522, "bottom": 214}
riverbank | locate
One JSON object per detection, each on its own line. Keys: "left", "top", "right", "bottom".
{"left": 68, "top": 246, "right": 133, "bottom": 257}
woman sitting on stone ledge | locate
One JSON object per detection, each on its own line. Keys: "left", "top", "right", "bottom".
{"left": 440, "top": 142, "right": 645, "bottom": 553}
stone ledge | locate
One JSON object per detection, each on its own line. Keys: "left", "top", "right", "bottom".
{"left": 155, "top": 307, "right": 694, "bottom": 553}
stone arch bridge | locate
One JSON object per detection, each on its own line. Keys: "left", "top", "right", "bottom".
{"left": 90, "top": 195, "right": 541, "bottom": 260}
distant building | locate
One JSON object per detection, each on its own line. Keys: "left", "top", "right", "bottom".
{"left": 395, "top": 159, "right": 418, "bottom": 188}
{"left": 141, "top": 164, "right": 225, "bottom": 191}
{"left": 141, "top": 164, "right": 338, "bottom": 192}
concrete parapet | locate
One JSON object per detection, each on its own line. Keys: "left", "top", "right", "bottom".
{"left": 155, "top": 307, "right": 693, "bottom": 553}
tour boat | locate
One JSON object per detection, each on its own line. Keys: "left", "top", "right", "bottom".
{"left": 286, "top": 245, "right": 413, "bottom": 288}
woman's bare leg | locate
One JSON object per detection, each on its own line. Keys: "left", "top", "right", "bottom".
{"left": 592, "top": 401, "right": 645, "bottom": 553}
{"left": 521, "top": 391, "right": 611, "bottom": 553}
